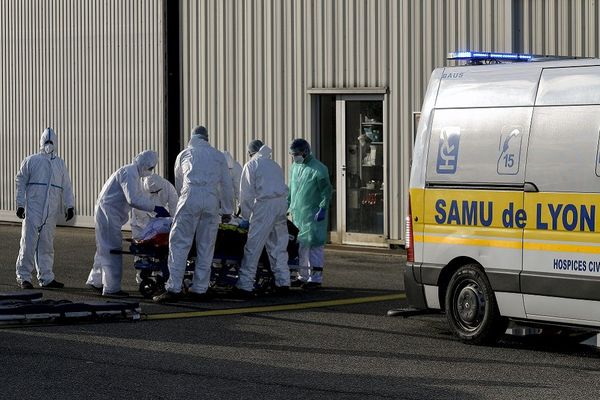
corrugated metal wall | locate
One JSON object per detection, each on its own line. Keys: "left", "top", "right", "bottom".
{"left": 0, "top": 0, "right": 165, "bottom": 227}
{"left": 518, "top": 0, "right": 600, "bottom": 57}
{"left": 179, "top": 0, "right": 514, "bottom": 243}
{"left": 3, "top": 0, "right": 595, "bottom": 243}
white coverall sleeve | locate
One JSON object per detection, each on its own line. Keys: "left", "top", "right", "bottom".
{"left": 219, "top": 155, "right": 235, "bottom": 215}
{"left": 129, "top": 208, "right": 146, "bottom": 239}
{"left": 239, "top": 162, "right": 255, "bottom": 220}
{"left": 15, "top": 158, "right": 30, "bottom": 208}
{"left": 61, "top": 160, "right": 75, "bottom": 209}
{"left": 120, "top": 169, "right": 155, "bottom": 212}
{"left": 232, "top": 163, "right": 242, "bottom": 201}
{"left": 173, "top": 154, "right": 183, "bottom": 195}
{"left": 166, "top": 182, "right": 179, "bottom": 213}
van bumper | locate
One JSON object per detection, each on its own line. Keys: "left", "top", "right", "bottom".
{"left": 404, "top": 263, "right": 428, "bottom": 309}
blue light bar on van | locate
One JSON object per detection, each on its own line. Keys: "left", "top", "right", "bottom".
{"left": 448, "top": 51, "right": 533, "bottom": 62}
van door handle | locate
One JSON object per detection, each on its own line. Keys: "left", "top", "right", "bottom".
{"left": 524, "top": 182, "right": 539, "bottom": 193}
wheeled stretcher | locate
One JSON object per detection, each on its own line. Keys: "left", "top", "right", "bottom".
{"left": 115, "top": 220, "right": 300, "bottom": 298}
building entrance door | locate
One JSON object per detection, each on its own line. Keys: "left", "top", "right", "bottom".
{"left": 336, "top": 96, "right": 386, "bottom": 245}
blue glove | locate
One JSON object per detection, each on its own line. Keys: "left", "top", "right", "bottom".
{"left": 314, "top": 208, "right": 326, "bottom": 222}
{"left": 239, "top": 219, "right": 250, "bottom": 230}
{"left": 154, "top": 206, "right": 170, "bottom": 218}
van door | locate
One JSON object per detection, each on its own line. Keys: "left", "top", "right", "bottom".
{"left": 523, "top": 66, "right": 600, "bottom": 326}
{"left": 423, "top": 106, "right": 532, "bottom": 316}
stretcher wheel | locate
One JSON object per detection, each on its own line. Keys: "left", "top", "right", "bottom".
{"left": 139, "top": 269, "right": 152, "bottom": 280}
{"left": 254, "top": 266, "right": 274, "bottom": 293}
{"left": 139, "top": 279, "right": 158, "bottom": 299}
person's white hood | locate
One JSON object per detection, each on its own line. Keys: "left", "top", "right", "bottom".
{"left": 255, "top": 145, "right": 272, "bottom": 159}
{"left": 39, "top": 127, "right": 57, "bottom": 152}
{"left": 134, "top": 150, "right": 158, "bottom": 177}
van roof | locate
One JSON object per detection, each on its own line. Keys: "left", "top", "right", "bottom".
{"left": 435, "top": 58, "right": 600, "bottom": 109}
{"left": 442, "top": 57, "right": 600, "bottom": 71}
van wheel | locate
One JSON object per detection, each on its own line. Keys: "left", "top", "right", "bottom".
{"left": 445, "top": 264, "right": 507, "bottom": 345}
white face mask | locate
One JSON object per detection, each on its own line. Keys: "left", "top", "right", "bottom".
{"left": 293, "top": 155, "right": 304, "bottom": 164}
{"left": 43, "top": 143, "right": 54, "bottom": 154}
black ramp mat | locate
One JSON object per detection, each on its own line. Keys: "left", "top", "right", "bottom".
{"left": 0, "top": 293, "right": 141, "bottom": 323}
{"left": 0, "top": 292, "right": 43, "bottom": 301}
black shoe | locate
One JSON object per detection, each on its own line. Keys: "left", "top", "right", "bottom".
{"left": 272, "top": 285, "right": 290, "bottom": 296}
{"left": 41, "top": 280, "right": 64, "bottom": 289}
{"left": 153, "top": 290, "right": 181, "bottom": 303}
{"left": 103, "top": 290, "right": 129, "bottom": 298}
{"left": 231, "top": 286, "right": 256, "bottom": 300}
{"left": 86, "top": 283, "right": 103, "bottom": 293}
{"left": 19, "top": 281, "right": 34, "bottom": 290}
{"left": 302, "top": 282, "right": 322, "bottom": 290}
{"left": 187, "top": 291, "right": 213, "bottom": 302}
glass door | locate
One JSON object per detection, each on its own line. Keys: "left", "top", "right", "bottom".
{"left": 336, "top": 96, "right": 386, "bottom": 245}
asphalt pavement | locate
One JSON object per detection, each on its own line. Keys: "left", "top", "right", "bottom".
{"left": 0, "top": 223, "right": 599, "bottom": 399}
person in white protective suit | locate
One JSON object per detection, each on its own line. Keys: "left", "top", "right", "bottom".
{"left": 15, "top": 127, "right": 75, "bottom": 289}
{"left": 153, "top": 126, "right": 234, "bottom": 303}
{"left": 234, "top": 139, "right": 291, "bottom": 297}
{"left": 222, "top": 150, "right": 243, "bottom": 210}
{"left": 86, "top": 150, "right": 170, "bottom": 297}
{"left": 130, "top": 174, "right": 178, "bottom": 240}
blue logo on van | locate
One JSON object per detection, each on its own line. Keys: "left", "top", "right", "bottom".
{"left": 436, "top": 127, "right": 460, "bottom": 174}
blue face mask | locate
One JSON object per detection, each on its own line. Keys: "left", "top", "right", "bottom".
{"left": 293, "top": 155, "right": 304, "bottom": 164}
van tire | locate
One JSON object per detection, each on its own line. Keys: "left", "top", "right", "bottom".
{"left": 445, "top": 264, "right": 507, "bottom": 345}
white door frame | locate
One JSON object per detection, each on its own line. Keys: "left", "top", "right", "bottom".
{"left": 335, "top": 94, "right": 387, "bottom": 246}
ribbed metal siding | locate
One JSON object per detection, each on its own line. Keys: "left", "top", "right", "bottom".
{"left": 519, "top": 0, "right": 600, "bottom": 57}
{"left": 0, "top": 0, "right": 164, "bottom": 227}
{"left": 180, "top": 0, "right": 514, "bottom": 243}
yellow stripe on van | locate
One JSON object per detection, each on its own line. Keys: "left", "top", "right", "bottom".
{"left": 423, "top": 224, "right": 522, "bottom": 239}
{"left": 415, "top": 234, "right": 521, "bottom": 249}
{"left": 523, "top": 242, "right": 600, "bottom": 254}
{"left": 417, "top": 233, "right": 600, "bottom": 253}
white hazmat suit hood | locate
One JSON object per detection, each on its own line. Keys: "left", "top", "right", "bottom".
{"left": 39, "top": 127, "right": 57, "bottom": 155}
{"left": 134, "top": 150, "right": 158, "bottom": 178}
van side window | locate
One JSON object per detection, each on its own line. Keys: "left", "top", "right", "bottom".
{"left": 596, "top": 132, "right": 600, "bottom": 178}
{"left": 426, "top": 108, "right": 532, "bottom": 184}
{"left": 526, "top": 106, "right": 600, "bottom": 192}
{"left": 537, "top": 67, "right": 600, "bottom": 105}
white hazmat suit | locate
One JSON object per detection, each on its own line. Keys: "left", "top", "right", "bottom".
{"left": 130, "top": 174, "right": 178, "bottom": 240}
{"left": 15, "top": 128, "right": 75, "bottom": 287}
{"left": 86, "top": 150, "right": 160, "bottom": 295}
{"left": 165, "top": 134, "right": 234, "bottom": 295}
{"left": 236, "top": 145, "right": 290, "bottom": 291}
{"left": 222, "top": 150, "right": 243, "bottom": 208}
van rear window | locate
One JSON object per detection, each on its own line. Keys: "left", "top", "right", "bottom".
{"left": 537, "top": 67, "right": 600, "bottom": 106}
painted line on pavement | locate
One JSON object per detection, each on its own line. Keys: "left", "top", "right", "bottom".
{"left": 146, "top": 293, "right": 406, "bottom": 321}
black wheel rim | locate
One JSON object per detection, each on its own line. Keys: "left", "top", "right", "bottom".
{"left": 139, "top": 279, "right": 157, "bottom": 299}
{"left": 452, "top": 278, "right": 486, "bottom": 333}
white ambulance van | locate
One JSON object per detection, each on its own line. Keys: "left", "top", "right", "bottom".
{"left": 405, "top": 55, "right": 600, "bottom": 344}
